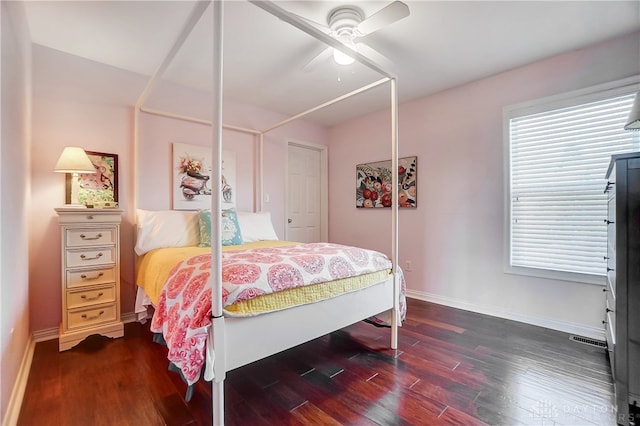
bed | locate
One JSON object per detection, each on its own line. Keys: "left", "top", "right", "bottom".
{"left": 134, "top": 208, "right": 406, "bottom": 400}
{"left": 133, "top": 2, "right": 401, "bottom": 424}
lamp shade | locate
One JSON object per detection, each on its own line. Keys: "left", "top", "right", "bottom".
{"left": 54, "top": 147, "right": 96, "bottom": 173}
{"left": 624, "top": 92, "right": 640, "bottom": 131}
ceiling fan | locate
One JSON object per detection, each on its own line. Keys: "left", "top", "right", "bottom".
{"left": 297, "top": 1, "right": 410, "bottom": 70}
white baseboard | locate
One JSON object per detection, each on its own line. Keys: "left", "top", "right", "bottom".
{"left": 31, "top": 312, "right": 140, "bottom": 343}
{"left": 2, "top": 335, "right": 35, "bottom": 426}
{"left": 32, "top": 327, "right": 58, "bottom": 343}
{"left": 406, "top": 290, "right": 605, "bottom": 341}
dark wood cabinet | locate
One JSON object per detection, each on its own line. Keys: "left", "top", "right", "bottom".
{"left": 605, "top": 152, "right": 640, "bottom": 426}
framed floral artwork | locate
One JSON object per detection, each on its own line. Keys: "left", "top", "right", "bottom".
{"left": 172, "top": 142, "right": 236, "bottom": 210}
{"left": 356, "top": 156, "right": 417, "bottom": 208}
{"left": 66, "top": 151, "right": 118, "bottom": 206}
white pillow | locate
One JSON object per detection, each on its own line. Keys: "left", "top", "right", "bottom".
{"left": 135, "top": 209, "right": 199, "bottom": 255}
{"left": 236, "top": 211, "right": 279, "bottom": 242}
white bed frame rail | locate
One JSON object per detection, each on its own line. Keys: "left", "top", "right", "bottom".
{"left": 133, "top": 2, "right": 400, "bottom": 425}
{"left": 223, "top": 276, "right": 395, "bottom": 372}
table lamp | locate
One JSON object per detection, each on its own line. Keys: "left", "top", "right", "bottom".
{"left": 54, "top": 147, "right": 96, "bottom": 208}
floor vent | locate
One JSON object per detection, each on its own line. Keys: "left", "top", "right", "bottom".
{"left": 569, "top": 335, "right": 607, "bottom": 348}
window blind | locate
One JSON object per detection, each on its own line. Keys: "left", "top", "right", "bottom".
{"left": 509, "top": 93, "right": 637, "bottom": 276}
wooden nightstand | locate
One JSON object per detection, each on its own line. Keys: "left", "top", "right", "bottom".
{"left": 56, "top": 208, "right": 124, "bottom": 351}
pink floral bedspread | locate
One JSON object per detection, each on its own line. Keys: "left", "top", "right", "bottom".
{"left": 150, "top": 242, "right": 405, "bottom": 385}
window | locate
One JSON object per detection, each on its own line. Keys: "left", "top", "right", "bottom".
{"left": 505, "top": 80, "right": 639, "bottom": 283}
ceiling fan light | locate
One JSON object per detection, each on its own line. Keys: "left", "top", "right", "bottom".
{"left": 333, "top": 48, "right": 355, "bottom": 65}
{"left": 333, "top": 38, "right": 357, "bottom": 66}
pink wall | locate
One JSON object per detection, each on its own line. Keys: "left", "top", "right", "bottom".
{"left": 29, "top": 45, "right": 144, "bottom": 332}
{"left": 328, "top": 31, "right": 640, "bottom": 337}
{"left": 29, "top": 45, "right": 328, "bottom": 334}
{"left": 1, "top": 2, "right": 31, "bottom": 421}
{"left": 138, "top": 81, "right": 329, "bottom": 238}
{"left": 24, "top": 18, "right": 639, "bottom": 344}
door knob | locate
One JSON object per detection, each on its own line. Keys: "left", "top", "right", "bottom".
{"left": 288, "top": 218, "right": 292, "bottom": 223}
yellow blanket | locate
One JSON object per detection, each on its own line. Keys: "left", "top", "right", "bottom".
{"left": 136, "top": 241, "right": 298, "bottom": 306}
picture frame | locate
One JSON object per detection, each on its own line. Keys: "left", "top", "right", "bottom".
{"left": 66, "top": 151, "right": 118, "bottom": 206}
{"left": 172, "top": 142, "right": 237, "bottom": 210}
{"left": 356, "top": 156, "right": 417, "bottom": 208}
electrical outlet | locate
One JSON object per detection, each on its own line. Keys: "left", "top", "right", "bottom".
{"left": 405, "top": 260, "right": 412, "bottom": 272}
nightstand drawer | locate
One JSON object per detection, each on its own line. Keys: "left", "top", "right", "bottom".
{"left": 67, "top": 303, "right": 117, "bottom": 330}
{"left": 66, "top": 227, "right": 116, "bottom": 247}
{"left": 66, "top": 267, "right": 116, "bottom": 289}
{"left": 66, "top": 247, "right": 116, "bottom": 268}
{"left": 58, "top": 212, "right": 122, "bottom": 224}
{"left": 67, "top": 285, "right": 116, "bottom": 309}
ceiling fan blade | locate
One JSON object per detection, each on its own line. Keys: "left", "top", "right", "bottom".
{"left": 356, "top": 1, "right": 410, "bottom": 36}
{"left": 356, "top": 43, "right": 393, "bottom": 69}
{"left": 288, "top": 11, "right": 331, "bottom": 35}
{"left": 302, "top": 46, "right": 332, "bottom": 72}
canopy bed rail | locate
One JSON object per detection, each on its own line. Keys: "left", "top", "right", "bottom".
{"left": 133, "top": 1, "right": 401, "bottom": 425}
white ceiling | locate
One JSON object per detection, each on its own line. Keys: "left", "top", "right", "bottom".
{"left": 23, "top": 1, "right": 640, "bottom": 126}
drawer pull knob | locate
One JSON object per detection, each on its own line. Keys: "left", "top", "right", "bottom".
{"left": 80, "top": 272, "right": 104, "bottom": 280}
{"left": 602, "top": 320, "right": 607, "bottom": 325}
{"left": 604, "top": 219, "right": 614, "bottom": 224}
{"left": 81, "top": 310, "right": 105, "bottom": 321}
{"left": 79, "top": 233, "right": 102, "bottom": 240}
{"left": 80, "top": 253, "right": 103, "bottom": 261}
{"left": 603, "top": 288, "right": 608, "bottom": 292}
{"left": 86, "top": 215, "right": 94, "bottom": 220}
{"left": 81, "top": 292, "right": 104, "bottom": 301}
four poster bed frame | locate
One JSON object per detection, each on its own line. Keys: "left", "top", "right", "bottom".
{"left": 132, "top": 2, "right": 400, "bottom": 425}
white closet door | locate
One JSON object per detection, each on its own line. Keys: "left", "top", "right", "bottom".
{"left": 287, "top": 143, "right": 324, "bottom": 243}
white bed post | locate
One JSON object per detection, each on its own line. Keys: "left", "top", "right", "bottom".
{"left": 249, "top": 0, "right": 401, "bottom": 351}
{"left": 133, "top": 105, "right": 139, "bottom": 215}
{"left": 258, "top": 133, "right": 264, "bottom": 212}
{"left": 390, "top": 77, "right": 399, "bottom": 350}
{"left": 210, "top": 1, "right": 225, "bottom": 425}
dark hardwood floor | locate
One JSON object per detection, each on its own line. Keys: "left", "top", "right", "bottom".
{"left": 18, "top": 298, "right": 615, "bottom": 425}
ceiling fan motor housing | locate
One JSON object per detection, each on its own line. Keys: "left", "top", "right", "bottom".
{"left": 328, "top": 6, "right": 364, "bottom": 38}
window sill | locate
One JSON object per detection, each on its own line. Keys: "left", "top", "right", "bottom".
{"left": 505, "top": 265, "right": 606, "bottom": 286}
